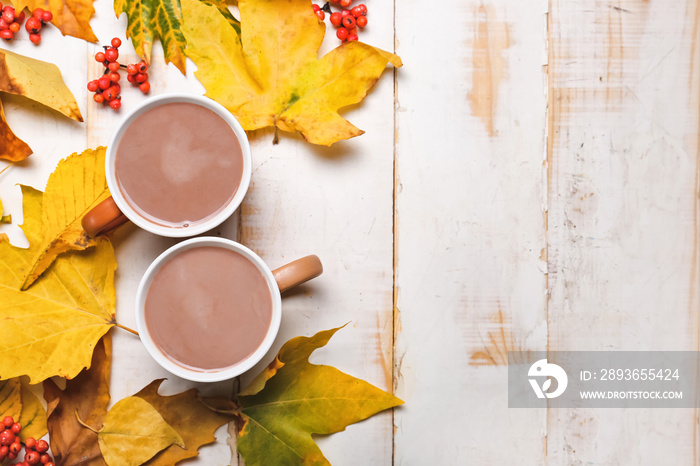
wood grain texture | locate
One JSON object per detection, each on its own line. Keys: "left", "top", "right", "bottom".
{"left": 1, "top": 0, "right": 698, "bottom": 463}
{"left": 86, "top": 3, "right": 238, "bottom": 465}
{"left": 546, "top": 0, "right": 700, "bottom": 463}
{"left": 393, "top": 0, "right": 548, "bottom": 463}
{"left": 235, "top": 1, "right": 397, "bottom": 463}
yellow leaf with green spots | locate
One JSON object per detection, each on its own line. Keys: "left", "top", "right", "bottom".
{"left": 181, "top": 0, "right": 401, "bottom": 145}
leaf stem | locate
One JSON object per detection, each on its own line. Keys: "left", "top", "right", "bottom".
{"left": 75, "top": 410, "right": 99, "bottom": 434}
{"left": 115, "top": 322, "right": 139, "bottom": 336}
{"left": 199, "top": 398, "right": 240, "bottom": 416}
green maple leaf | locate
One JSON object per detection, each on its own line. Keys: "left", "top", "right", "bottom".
{"left": 236, "top": 327, "right": 403, "bottom": 466}
{"left": 114, "top": 0, "right": 239, "bottom": 74}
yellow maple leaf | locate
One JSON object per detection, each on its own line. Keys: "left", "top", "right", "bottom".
{"left": 20, "top": 147, "right": 110, "bottom": 290}
{"left": 9, "top": 0, "right": 97, "bottom": 42}
{"left": 181, "top": 0, "right": 402, "bottom": 146}
{"left": 0, "top": 187, "right": 116, "bottom": 383}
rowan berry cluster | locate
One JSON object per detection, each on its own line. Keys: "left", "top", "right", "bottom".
{"left": 0, "top": 416, "right": 55, "bottom": 466}
{"left": 22, "top": 436, "right": 54, "bottom": 466}
{"left": 87, "top": 37, "right": 151, "bottom": 110}
{"left": 0, "top": 4, "right": 53, "bottom": 44}
{"left": 313, "top": 1, "right": 367, "bottom": 43}
{"left": 0, "top": 416, "right": 22, "bottom": 463}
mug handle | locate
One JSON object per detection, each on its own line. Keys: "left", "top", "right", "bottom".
{"left": 272, "top": 255, "right": 323, "bottom": 293}
{"left": 82, "top": 196, "right": 129, "bottom": 237}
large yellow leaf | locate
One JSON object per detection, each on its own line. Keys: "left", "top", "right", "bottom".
{"left": 18, "top": 380, "right": 48, "bottom": 442}
{"left": 0, "top": 49, "right": 83, "bottom": 122}
{"left": 98, "top": 397, "right": 185, "bottom": 466}
{"left": 0, "top": 99, "right": 32, "bottom": 162}
{"left": 9, "top": 0, "right": 98, "bottom": 41}
{"left": 21, "top": 147, "right": 110, "bottom": 290}
{"left": 181, "top": 0, "right": 401, "bottom": 146}
{"left": 0, "top": 187, "right": 116, "bottom": 383}
{"left": 0, "top": 379, "right": 22, "bottom": 422}
{"left": 236, "top": 327, "right": 403, "bottom": 466}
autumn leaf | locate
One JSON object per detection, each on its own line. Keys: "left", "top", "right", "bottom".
{"left": 18, "top": 380, "right": 48, "bottom": 441}
{"left": 0, "top": 378, "right": 47, "bottom": 441}
{"left": 44, "top": 335, "right": 111, "bottom": 466}
{"left": 96, "top": 396, "right": 185, "bottom": 466}
{"left": 0, "top": 99, "right": 31, "bottom": 162}
{"left": 0, "top": 49, "right": 83, "bottom": 162}
{"left": 181, "top": 0, "right": 401, "bottom": 146}
{"left": 114, "top": 0, "right": 239, "bottom": 74}
{"left": 134, "top": 379, "right": 234, "bottom": 465}
{"left": 114, "top": 0, "right": 187, "bottom": 73}
{"left": 0, "top": 186, "right": 46, "bottom": 286}
{"left": 0, "top": 379, "right": 22, "bottom": 422}
{"left": 0, "top": 49, "right": 83, "bottom": 122}
{"left": 236, "top": 326, "right": 403, "bottom": 466}
{"left": 21, "top": 147, "right": 110, "bottom": 290}
{"left": 202, "top": 0, "right": 240, "bottom": 32}
{"left": 0, "top": 187, "right": 116, "bottom": 383}
{"left": 8, "top": 0, "right": 98, "bottom": 41}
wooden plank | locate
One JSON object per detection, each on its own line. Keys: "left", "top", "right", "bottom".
{"left": 546, "top": 0, "right": 700, "bottom": 463}
{"left": 87, "top": 7, "right": 238, "bottom": 465}
{"left": 234, "top": 1, "right": 398, "bottom": 463}
{"left": 393, "top": 1, "right": 549, "bottom": 463}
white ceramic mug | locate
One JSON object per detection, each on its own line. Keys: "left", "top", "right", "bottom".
{"left": 135, "top": 236, "right": 323, "bottom": 382}
{"left": 82, "top": 93, "right": 252, "bottom": 238}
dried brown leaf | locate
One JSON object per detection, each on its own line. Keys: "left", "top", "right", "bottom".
{"left": 43, "top": 335, "right": 111, "bottom": 466}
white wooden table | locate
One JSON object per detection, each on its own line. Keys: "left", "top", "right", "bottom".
{"left": 1, "top": 0, "right": 699, "bottom": 464}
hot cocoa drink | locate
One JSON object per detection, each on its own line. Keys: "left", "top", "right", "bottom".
{"left": 114, "top": 102, "right": 243, "bottom": 228}
{"left": 144, "top": 246, "right": 273, "bottom": 371}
